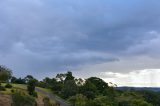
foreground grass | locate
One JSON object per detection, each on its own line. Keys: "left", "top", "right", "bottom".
{"left": 1, "top": 83, "right": 53, "bottom": 97}
{"left": 12, "top": 83, "right": 52, "bottom": 94}
{"left": 0, "top": 83, "right": 27, "bottom": 94}
{"left": 0, "top": 88, "right": 11, "bottom": 94}
{"left": 1, "top": 83, "right": 57, "bottom": 103}
{"left": 0, "top": 83, "right": 56, "bottom": 105}
{"left": 12, "top": 84, "right": 27, "bottom": 90}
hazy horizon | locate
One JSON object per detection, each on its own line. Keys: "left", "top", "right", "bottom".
{"left": 1, "top": 0, "right": 160, "bottom": 87}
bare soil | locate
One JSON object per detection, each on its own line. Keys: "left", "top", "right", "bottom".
{"left": 0, "top": 93, "right": 11, "bottom": 106}
{"left": 36, "top": 94, "right": 44, "bottom": 106}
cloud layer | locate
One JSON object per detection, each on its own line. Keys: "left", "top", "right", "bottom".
{"left": 102, "top": 69, "right": 160, "bottom": 87}
{"left": 0, "top": 0, "right": 160, "bottom": 84}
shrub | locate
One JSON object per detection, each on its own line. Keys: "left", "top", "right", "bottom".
{"left": 68, "top": 94, "right": 87, "bottom": 106}
{"left": 12, "top": 91, "right": 37, "bottom": 106}
{"left": 43, "top": 97, "right": 56, "bottom": 106}
{"left": 32, "top": 91, "right": 38, "bottom": 98}
{"left": 129, "top": 99, "right": 152, "bottom": 106}
{"left": 5, "top": 83, "right": 12, "bottom": 88}
{"left": 11, "top": 89, "right": 15, "bottom": 93}
{"left": 27, "top": 79, "right": 36, "bottom": 95}
{"left": 0, "top": 86, "right": 6, "bottom": 91}
{"left": 43, "top": 97, "right": 51, "bottom": 106}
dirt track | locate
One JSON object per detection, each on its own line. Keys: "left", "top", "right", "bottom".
{"left": 35, "top": 88, "right": 70, "bottom": 106}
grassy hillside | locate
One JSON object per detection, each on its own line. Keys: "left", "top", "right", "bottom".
{"left": 0, "top": 83, "right": 55, "bottom": 106}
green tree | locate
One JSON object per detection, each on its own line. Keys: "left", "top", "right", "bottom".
{"left": 86, "top": 96, "right": 116, "bottom": 106}
{"left": 87, "top": 77, "right": 108, "bottom": 93}
{"left": 64, "top": 71, "right": 74, "bottom": 83}
{"left": 140, "top": 90, "right": 160, "bottom": 105}
{"left": 0, "top": 65, "right": 12, "bottom": 83}
{"left": 25, "top": 75, "right": 34, "bottom": 83}
{"left": 62, "top": 80, "right": 78, "bottom": 98}
{"left": 27, "top": 79, "right": 37, "bottom": 96}
{"left": 11, "top": 76, "right": 17, "bottom": 83}
{"left": 129, "top": 99, "right": 152, "bottom": 106}
{"left": 56, "top": 73, "right": 66, "bottom": 83}
{"left": 80, "top": 80, "right": 97, "bottom": 99}
{"left": 13, "top": 77, "right": 26, "bottom": 84}
{"left": 68, "top": 94, "right": 87, "bottom": 106}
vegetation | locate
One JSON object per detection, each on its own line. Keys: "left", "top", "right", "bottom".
{"left": 43, "top": 97, "right": 57, "bottom": 106}
{"left": 5, "top": 83, "right": 13, "bottom": 88}
{"left": 27, "top": 79, "right": 37, "bottom": 97}
{"left": 12, "top": 91, "right": 37, "bottom": 106}
{"left": 0, "top": 65, "right": 12, "bottom": 84}
{"left": 1, "top": 65, "right": 160, "bottom": 106}
{"left": 0, "top": 84, "right": 6, "bottom": 91}
{"left": 0, "top": 65, "right": 12, "bottom": 91}
{"left": 36, "top": 71, "right": 160, "bottom": 106}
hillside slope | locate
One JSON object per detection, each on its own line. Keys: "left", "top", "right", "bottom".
{"left": 0, "top": 94, "right": 11, "bottom": 106}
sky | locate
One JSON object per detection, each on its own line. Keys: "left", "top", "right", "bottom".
{"left": 1, "top": 0, "right": 160, "bottom": 87}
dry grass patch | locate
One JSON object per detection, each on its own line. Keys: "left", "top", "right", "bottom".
{"left": 36, "top": 94, "right": 44, "bottom": 106}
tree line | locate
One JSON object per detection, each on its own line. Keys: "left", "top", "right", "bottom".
{"left": 1, "top": 65, "right": 160, "bottom": 106}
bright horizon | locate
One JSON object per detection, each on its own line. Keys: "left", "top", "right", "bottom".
{"left": 1, "top": 0, "right": 160, "bottom": 87}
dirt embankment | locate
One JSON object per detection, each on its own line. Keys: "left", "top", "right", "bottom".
{"left": 0, "top": 93, "right": 11, "bottom": 106}
{"left": 0, "top": 93, "right": 44, "bottom": 106}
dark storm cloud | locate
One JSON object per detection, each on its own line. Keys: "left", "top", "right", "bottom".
{"left": 0, "top": 0, "right": 160, "bottom": 78}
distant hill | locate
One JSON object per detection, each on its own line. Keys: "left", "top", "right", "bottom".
{"left": 116, "top": 87, "right": 160, "bottom": 92}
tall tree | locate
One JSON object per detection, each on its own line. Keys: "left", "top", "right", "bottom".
{"left": 80, "top": 80, "right": 97, "bottom": 99}
{"left": 0, "top": 65, "right": 12, "bottom": 83}
{"left": 64, "top": 71, "right": 74, "bottom": 83}
{"left": 56, "top": 73, "right": 66, "bottom": 83}
{"left": 62, "top": 80, "right": 78, "bottom": 98}
{"left": 25, "top": 75, "right": 34, "bottom": 83}
{"left": 87, "top": 77, "right": 109, "bottom": 93}
{"left": 27, "top": 79, "right": 37, "bottom": 96}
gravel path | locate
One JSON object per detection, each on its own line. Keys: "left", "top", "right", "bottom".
{"left": 35, "top": 88, "right": 70, "bottom": 106}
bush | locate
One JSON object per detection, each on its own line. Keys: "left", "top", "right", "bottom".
{"left": 27, "top": 79, "right": 36, "bottom": 95}
{"left": 11, "top": 89, "right": 15, "bottom": 93}
{"left": 5, "top": 83, "right": 12, "bottom": 88}
{"left": 129, "top": 99, "right": 152, "bottom": 106}
{"left": 86, "top": 96, "right": 117, "bottom": 106}
{"left": 32, "top": 91, "right": 38, "bottom": 98}
{"left": 43, "top": 97, "right": 56, "bottom": 106}
{"left": 0, "top": 86, "right": 6, "bottom": 91}
{"left": 12, "top": 91, "right": 37, "bottom": 106}
{"left": 43, "top": 97, "right": 51, "bottom": 106}
{"left": 68, "top": 94, "right": 87, "bottom": 106}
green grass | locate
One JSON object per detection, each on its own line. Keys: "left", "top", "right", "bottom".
{"left": 12, "top": 84, "right": 27, "bottom": 90}
{"left": 36, "top": 87, "right": 52, "bottom": 93}
{"left": 0, "top": 83, "right": 11, "bottom": 94}
{"left": 1, "top": 83, "right": 52, "bottom": 97}
{"left": 1, "top": 83, "right": 6, "bottom": 86}
{"left": 1, "top": 83, "right": 53, "bottom": 97}
{"left": 0, "top": 83, "right": 27, "bottom": 94}
{"left": 9, "top": 83, "right": 52, "bottom": 94}
{"left": 0, "top": 83, "right": 62, "bottom": 105}
{"left": 0, "top": 88, "right": 11, "bottom": 94}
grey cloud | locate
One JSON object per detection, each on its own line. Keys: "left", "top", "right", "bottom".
{"left": 0, "top": 0, "right": 160, "bottom": 78}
